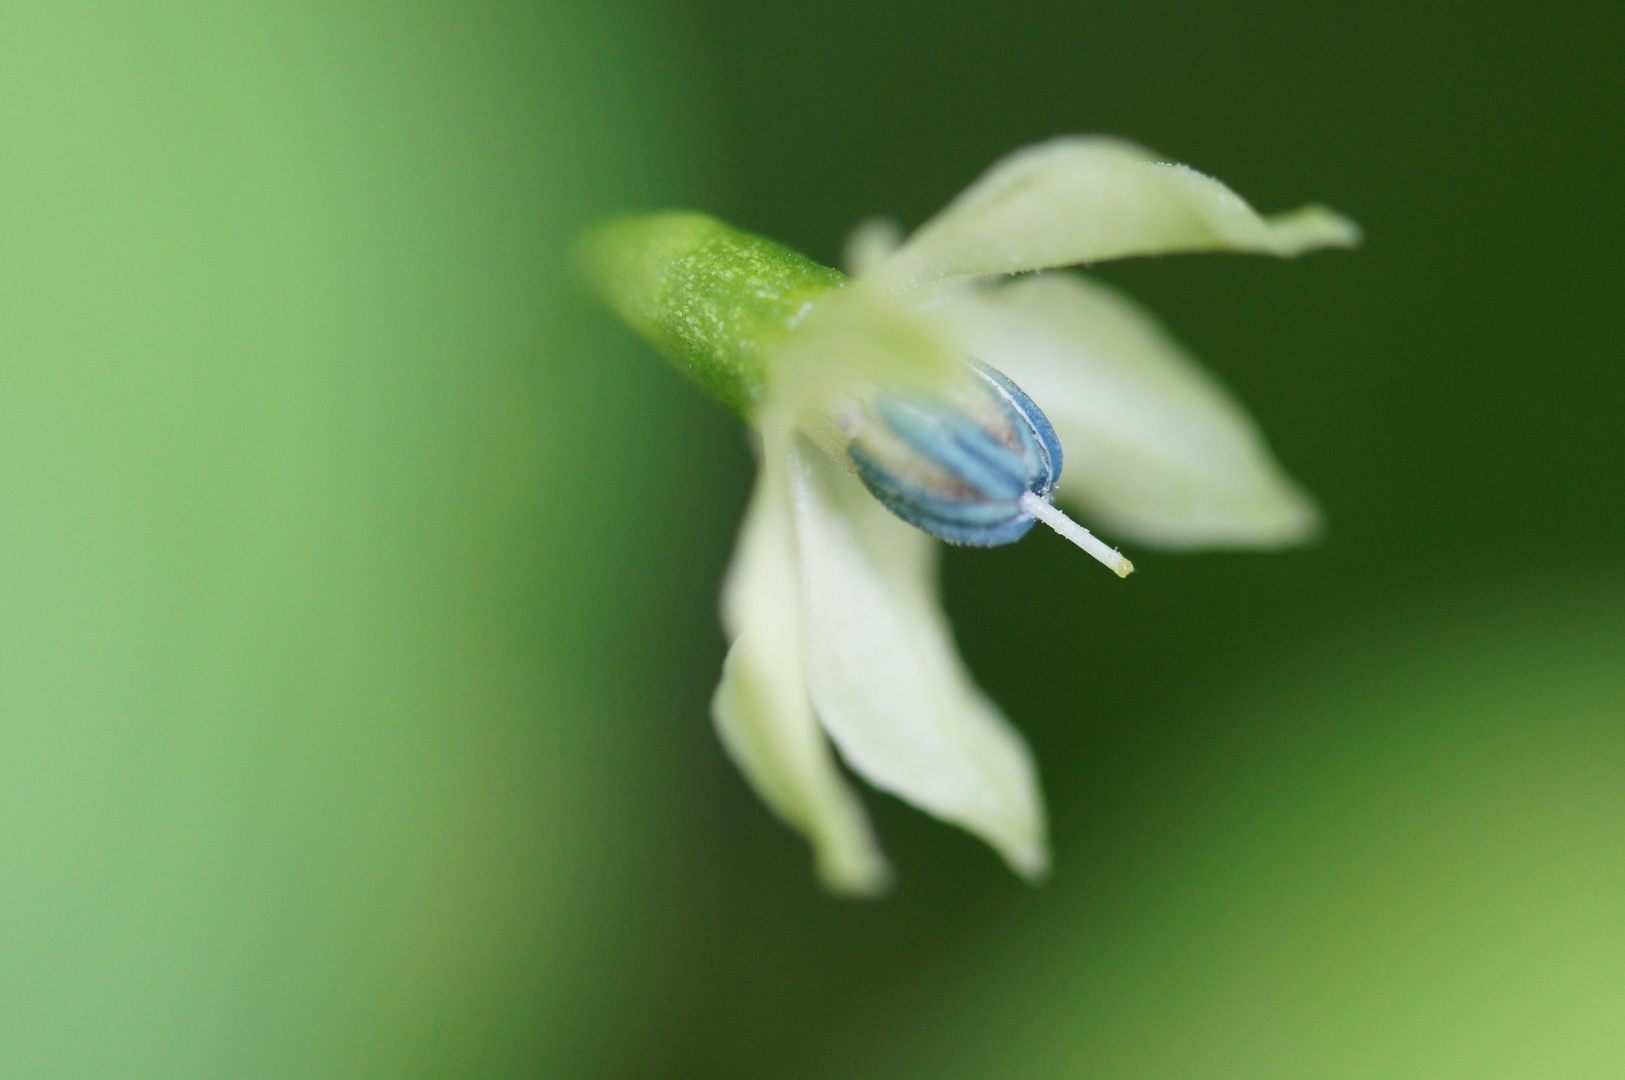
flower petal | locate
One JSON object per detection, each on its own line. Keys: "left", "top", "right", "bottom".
{"left": 762, "top": 280, "right": 965, "bottom": 439}
{"left": 790, "top": 442, "right": 1049, "bottom": 879}
{"left": 930, "top": 272, "right": 1321, "bottom": 548}
{"left": 872, "top": 137, "right": 1360, "bottom": 293}
{"left": 714, "top": 434, "right": 892, "bottom": 895}
{"left": 842, "top": 217, "right": 903, "bottom": 277}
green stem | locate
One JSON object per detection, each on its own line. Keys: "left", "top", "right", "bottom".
{"left": 577, "top": 212, "right": 847, "bottom": 419}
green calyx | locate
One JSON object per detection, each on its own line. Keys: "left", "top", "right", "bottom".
{"left": 577, "top": 211, "right": 847, "bottom": 419}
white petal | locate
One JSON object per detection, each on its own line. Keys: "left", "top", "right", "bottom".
{"left": 930, "top": 272, "right": 1321, "bottom": 548}
{"left": 872, "top": 137, "right": 1360, "bottom": 293}
{"left": 714, "top": 434, "right": 892, "bottom": 895}
{"left": 842, "top": 217, "right": 903, "bottom": 277}
{"left": 790, "top": 442, "right": 1049, "bottom": 879}
{"left": 760, "top": 280, "right": 969, "bottom": 470}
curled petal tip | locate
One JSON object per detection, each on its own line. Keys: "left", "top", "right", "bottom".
{"left": 817, "top": 852, "right": 895, "bottom": 898}
{"left": 1270, "top": 204, "right": 1363, "bottom": 254}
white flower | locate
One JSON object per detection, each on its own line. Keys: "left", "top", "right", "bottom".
{"left": 707, "top": 137, "right": 1357, "bottom": 894}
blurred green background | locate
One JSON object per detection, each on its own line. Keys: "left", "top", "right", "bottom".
{"left": 1, "top": 2, "right": 1621, "bottom": 1078}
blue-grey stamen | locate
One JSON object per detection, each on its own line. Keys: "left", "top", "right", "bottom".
{"left": 846, "top": 360, "right": 1133, "bottom": 576}
{"left": 847, "top": 360, "right": 1059, "bottom": 546}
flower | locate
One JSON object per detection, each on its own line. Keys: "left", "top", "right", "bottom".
{"left": 581, "top": 137, "right": 1357, "bottom": 894}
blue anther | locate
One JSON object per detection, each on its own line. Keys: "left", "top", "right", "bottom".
{"left": 848, "top": 360, "right": 1064, "bottom": 546}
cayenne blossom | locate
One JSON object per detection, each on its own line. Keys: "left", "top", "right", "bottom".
{"left": 582, "top": 137, "right": 1357, "bottom": 894}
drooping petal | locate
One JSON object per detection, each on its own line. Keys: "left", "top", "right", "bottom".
{"left": 930, "top": 272, "right": 1321, "bottom": 548}
{"left": 871, "top": 137, "right": 1360, "bottom": 293}
{"left": 790, "top": 442, "right": 1050, "bottom": 879}
{"left": 713, "top": 432, "right": 892, "bottom": 895}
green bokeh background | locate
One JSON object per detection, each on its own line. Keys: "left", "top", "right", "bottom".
{"left": 1, "top": 2, "right": 1621, "bottom": 1078}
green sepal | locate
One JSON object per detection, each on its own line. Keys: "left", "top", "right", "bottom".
{"left": 577, "top": 212, "right": 847, "bottom": 419}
